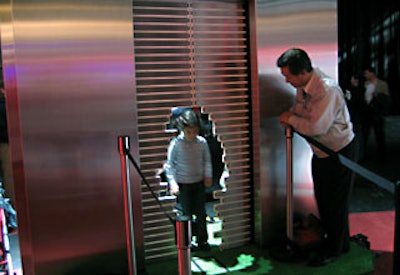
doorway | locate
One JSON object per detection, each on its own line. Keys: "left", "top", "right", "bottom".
{"left": 132, "top": 0, "right": 256, "bottom": 263}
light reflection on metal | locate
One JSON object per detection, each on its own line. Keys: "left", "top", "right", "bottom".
{"left": 1, "top": 0, "right": 142, "bottom": 273}
{"left": 256, "top": 0, "right": 338, "bottom": 246}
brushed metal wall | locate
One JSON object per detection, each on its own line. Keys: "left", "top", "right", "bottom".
{"left": 0, "top": 0, "right": 339, "bottom": 272}
{"left": 1, "top": 0, "right": 143, "bottom": 274}
{"left": 255, "top": 0, "right": 339, "bottom": 246}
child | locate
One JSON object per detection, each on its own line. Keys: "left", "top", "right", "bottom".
{"left": 165, "top": 108, "right": 212, "bottom": 251}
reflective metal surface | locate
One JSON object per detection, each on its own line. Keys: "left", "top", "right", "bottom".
{"left": 255, "top": 0, "right": 338, "bottom": 246}
{"left": 1, "top": 0, "right": 142, "bottom": 274}
{"left": 0, "top": 0, "right": 339, "bottom": 272}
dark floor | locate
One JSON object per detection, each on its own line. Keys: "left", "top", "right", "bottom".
{"left": 340, "top": 116, "right": 400, "bottom": 275}
{"left": 349, "top": 116, "right": 399, "bottom": 213}
{"left": 7, "top": 116, "right": 400, "bottom": 274}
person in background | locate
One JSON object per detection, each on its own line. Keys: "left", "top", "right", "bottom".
{"left": 362, "top": 66, "right": 391, "bottom": 158}
{"left": 0, "top": 87, "right": 18, "bottom": 232}
{"left": 277, "top": 48, "right": 355, "bottom": 266}
{"left": 344, "top": 74, "right": 366, "bottom": 162}
{"left": 165, "top": 108, "right": 212, "bottom": 251}
{"left": 0, "top": 87, "right": 14, "bottom": 204}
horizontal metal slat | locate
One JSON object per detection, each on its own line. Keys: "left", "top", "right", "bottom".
{"left": 137, "top": 152, "right": 167, "bottom": 160}
{"left": 138, "top": 159, "right": 165, "bottom": 167}
{"left": 195, "top": 45, "right": 247, "bottom": 51}
{"left": 134, "top": 21, "right": 188, "bottom": 27}
{"left": 219, "top": 136, "right": 249, "bottom": 143}
{"left": 134, "top": 35, "right": 189, "bottom": 40}
{"left": 222, "top": 223, "right": 251, "bottom": 234}
{"left": 194, "top": 58, "right": 247, "bottom": 65}
{"left": 198, "top": 94, "right": 249, "bottom": 104}
{"left": 136, "top": 74, "right": 190, "bottom": 82}
{"left": 198, "top": 103, "right": 249, "bottom": 111}
{"left": 195, "top": 73, "right": 248, "bottom": 80}
{"left": 215, "top": 201, "right": 251, "bottom": 212}
{"left": 136, "top": 83, "right": 191, "bottom": 89}
{"left": 225, "top": 158, "right": 251, "bottom": 166}
{"left": 135, "top": 60, "right": 191, "bottom": 66}
{"left": 204, "top": 105, "right": 248, "bottom": 112}
{"left": 137, "top": 97, "right": 191, "bottom": 105}
{"left": 221, "top": 177, "right": 251, "bottom": 186}
{"left": 144, "top": 247, "right": 176, "bottom": 257}
{"left": 194, "top": 30, "right": 247, "bottom": 35}
{"left": 193, "top": 15, "right": 246, "bottom": 20}
{"left": 192, "top": 7, "right": 245, "bottom": 13}
{"left": 143, "top": 230, "right": 175, "bottom": 240}
{"left": 142, "top": 215, "right": 173, "bottom": 226}
{"left": 133, "top": 13, "right": 188, "bottom": 19}
{"left": 137, "top": 123, "right": 167, "bottom": 130}
{"left": 223, "top": 230, "right": 252, "bottom": 242}
{"left": 213, "top": 115, "right": 249, "bottom": 122}
{"left": 145, "top": 239, "right": 175, "bottom": 250}
{"left": 136, "top": 67, "right": 191, "bottom": 73}
{"left": 139, "top": 146, "right": 169, "bottom": 154}
{"left": 221, "top": 194, "right": 252, "bottom": 204}
{"left": 135, "top": 52, "right": 191, "bottom": 58}
{"left": 143, "top": 224, "right": 173, "bottom": 233}
{"left": 133, "top": 29, "right": 188, "bottom": 34}
{"left": 145, "top": 251, "right": 176, "bottom": 261}
{"left": 193, "top": 91, "right": 248, "bottom": 99}
{"left": 142, "top": 199, "right": 174, "bottom": 209}
{"left": 195, "top": 67, "right": 247, "bottom": 73}
{"left": 141, "top": 209, "right": 174, "bottom": 218}
{"left": 218, "top": 211, "right": 252, "bottom": 222}
{"left": 216, "top": 125, "right": 249, "bottom": 132}
{"left": 142, "top": 210, "right": 175, "bottom": 219}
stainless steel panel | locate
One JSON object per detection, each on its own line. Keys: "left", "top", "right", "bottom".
{"left": 1, "top": 0, "right": 143, "bottom": 274}
{"left": 255, "top": 0, "right": 338, "bottom": 246}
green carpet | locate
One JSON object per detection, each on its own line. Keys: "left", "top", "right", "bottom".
{"left": 145, "top": 242, "right": 374, "bottom": 274}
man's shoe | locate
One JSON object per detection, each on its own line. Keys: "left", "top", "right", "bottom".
{"left": 307, "top": 253, "right": 337, "bottom": 267}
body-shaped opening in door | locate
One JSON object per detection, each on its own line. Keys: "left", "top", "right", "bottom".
{"left": 159, "top": 106, "right": 228, "bottom": 248}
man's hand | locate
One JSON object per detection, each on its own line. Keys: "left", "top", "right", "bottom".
{"left": 279, "top": 111, "right": 293, "bottom": 127}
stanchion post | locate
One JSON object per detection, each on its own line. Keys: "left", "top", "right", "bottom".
{"left": 285, "top": 127, "right": 294, "bottom": 241}
{"left": 175, "top": 215, "right": 192, "bottom": 275}
{"left": 118, "top": 136, "right": 137, "bottom": 275}
{"left": 394, "top": 181, "right": 400, "bottom": 275}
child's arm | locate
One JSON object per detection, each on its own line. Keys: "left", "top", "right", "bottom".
{"left": 166, "top": 138, "right": 180, "bottom": 195}
{"left": 203, "top": 141, "right": 213, "bottom": 188}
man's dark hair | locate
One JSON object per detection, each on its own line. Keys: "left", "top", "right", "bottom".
{"left": 364, "top": 66, "right": 376, "bottom": 74}
{"left": 277, "top": 48, "right": 313, "bottom": 75}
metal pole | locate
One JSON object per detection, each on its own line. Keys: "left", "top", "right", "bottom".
{"left": 285, "top": 127, "right": 294, "bottom": 240}
{"left": 118, "top": 136, "right": 137, "bottom": 275}
{"left": 175, "top": 216, "right": 192, "bottom": 275}
{"left": 394, "top": 181, "right": 400, "bottom": 275}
